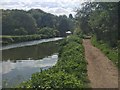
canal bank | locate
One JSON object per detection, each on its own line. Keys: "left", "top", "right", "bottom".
{"left": 1, "top": 37, "right": 63, "bottom": 88}
{"left": 18, "top": 35, "right": 89, "bottom": 88}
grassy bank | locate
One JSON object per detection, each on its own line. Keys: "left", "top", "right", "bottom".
{"left": 1, "top": 34, "right": 59, "bottom": 45}
{"left": 91, "top": 36, "right": 118, "bottom": 67}
{"left": 18, "top": 35, "right": 89, "bottom": 89}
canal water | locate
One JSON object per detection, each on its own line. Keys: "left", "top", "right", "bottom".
{"left": 0, "top": 37, "right": 63, "bottom": 88}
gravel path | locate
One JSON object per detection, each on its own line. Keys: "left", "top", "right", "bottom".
{"left": 83, "top": 39, "right": 118, "bottom": 88}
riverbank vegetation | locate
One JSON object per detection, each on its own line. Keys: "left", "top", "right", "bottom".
{"left": 2, "top": 2, "right": 119, "bottom": 88}
{"left": 2, "top": 9, "right": 75, "bottom": 45}
{"left": 18, "top": 35, "right": 89, "bottom": 89}
{"left": 75, "top": 2, "right": 118, "bottom": 66}
{"left": 2, "top": 35, "right": 40, "bottom": 45}
{"left": 2, "top": 27, "right": 60, "bottom": 45}
{"left": 91, "top": 36, "right": 118, "bottom": 67}
{"left": 2, "top": 9, "right": 75, "bottom": 36}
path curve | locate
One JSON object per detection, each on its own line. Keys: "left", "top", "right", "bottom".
{"left": 83, "top": 39, "right": 118, "bottom": 88}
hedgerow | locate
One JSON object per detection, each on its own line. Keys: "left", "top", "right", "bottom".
{"left": 18, "top": 35, "right": 89, "bottom": 89}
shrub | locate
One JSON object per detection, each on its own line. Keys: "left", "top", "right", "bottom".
{"left": 18, "top": 35, "right": 89, "bottom": 88}
{"left": 91, "top": 36, "right": 118, "bottom": 67}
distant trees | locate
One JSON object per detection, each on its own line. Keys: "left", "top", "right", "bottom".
{"left": 37, "top": 27, "right": 59, "bottom": 38}
{"left": 76, "top": 2, "right": 118, "bottom": 47}
{"left": 57, "top": 15, "right": 75, "bottom": 36}
{"left": 2, "top": 10, "right": 37, "bottom": 35}
{"left": 2, "top": 9, "right": 75, "bottom": 37}
{"left": 89, "top": 3, "right": 118, "bottom": 47}
{"left": 69, "top": 14, "right": 73, "bottom": 19}
{"left": 57, "top": 15, "right": 70, "bottom": 36}
{"left": 75, "top": 2, "right": 93, "bottom": 34}
{"left": 37, "top": 13, "right": 56, "bottom": 28}
{"left": 14, "top": 28, "right": 28, "bottom": 35}
{"left": 27, "top": 9, "right": 45, "bottom": 20}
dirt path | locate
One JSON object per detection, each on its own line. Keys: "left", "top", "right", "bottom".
{"left": 83, "top": 39, "right": 118, "bottom": 88}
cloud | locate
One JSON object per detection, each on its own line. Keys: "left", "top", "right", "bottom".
{"left": 0, "top": 0, "right": 82, "bottom": 16}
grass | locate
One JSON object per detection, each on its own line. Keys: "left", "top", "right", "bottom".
{"left": 18, "top": 35, "right": 89, "bottom": 89}
{"left": 1, "top": 34, "right": 58, "bottom": 45}
{"left": 91, "top": 36, "right": 118, "bottom": 68}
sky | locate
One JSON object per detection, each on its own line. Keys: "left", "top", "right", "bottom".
{"left": 0, "top": 0, "right": 86, "bottom": 17}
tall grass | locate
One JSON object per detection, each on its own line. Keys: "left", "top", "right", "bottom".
{"left": 91, "top": 36, "right": 118, "bottom": 68}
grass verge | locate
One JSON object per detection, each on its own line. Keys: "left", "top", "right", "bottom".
{"left": 1, "top": 34, "right": 58, "bottom": 45}
{"left": 18, "top": 35, "right": 89, "bottom": 89}
{"left": 91, "top": 36, "right": 118, "bottom": 68}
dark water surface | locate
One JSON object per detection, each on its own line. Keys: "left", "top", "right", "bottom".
{"left": 1, "top": 38, "right": 62, "bottom": 88}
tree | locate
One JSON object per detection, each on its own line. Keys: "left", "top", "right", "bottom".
{"left": 76, "top": 2, "right": 118, "bottom": 47}
{"left": 14, "top": 28, "right": 28, "bottom": 35}
{"left": 37, "top": 27, "right": 59, "bottom": 38}
{"left": 2, "top": 9, "right": 75, "bottom": 37}
{"left": 69, "top": 14, "right": 73, "bottom": 19}
{"left": 88, "top": 2, "right": 118, "bottom": 47}
{"left": 57, "top": 16, "right": 70, "bottom": 36}
{"left": 37, "top": 13, "right": 55, "bottom": 28}
{"left": 75, "top": 2, "right": 93, "bottom": 34}
{"left": 2, "top": 10, "right": 37, "bottom": 35}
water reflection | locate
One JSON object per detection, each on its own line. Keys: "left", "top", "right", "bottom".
{"left": 2, "top": 40, "right": 60, "bottom": 60}
{"left": 1, "top": 37, "right": 63, "bottom": 50}
{"left": 2, "top": 54, "right": 58, "bottom": 74}
{"left": 1, "top": 38, "right": 62, "bottom": 88}
{"left": 2, "top": 54, "right": 58, "bottom": 88}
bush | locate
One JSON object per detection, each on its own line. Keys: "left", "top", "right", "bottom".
{"left": 18, "top": 35, "right": 89, "bottom": 89}
{"left": 14, "top": 28, "right": 28, "bottom": 35}
{"left": 2, "top": 34, "right": 59, "bottom": 45}
{"left": 91, "top": 36, "right": 118, "bottom": 67}
{"left": 37, "top": 27, "right": 59, "bottom": 38}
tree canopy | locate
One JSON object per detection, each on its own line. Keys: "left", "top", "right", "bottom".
{"left": 2, "top": 10, "right": 37, "bottom": 35}
{"left": 76, "top": 2, "right": 118, "bottom": 47}
{"left": 2, "top": 9, "right": 75, "bottom": 37}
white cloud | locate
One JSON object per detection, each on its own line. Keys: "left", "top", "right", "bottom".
{"left": 0, "top": 0, "right": 83, "bottom": 16}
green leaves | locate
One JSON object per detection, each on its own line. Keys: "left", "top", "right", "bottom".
{"left": 2, "top": 9, "right": 75, "bottom": 37}
{"left": 37, "top": 27, "right": 59, "bottom": 38}
{"left": 91, "top": 36, "right": 118, "bottom": 68}
{"left": 2, "top": 10, "right": 37, "bottom": 35}
{"left": 19, "top": 35, "right": 89, "bottom": 88}
{"left": 76, "top": 2, "right": 118, "bottom": 47}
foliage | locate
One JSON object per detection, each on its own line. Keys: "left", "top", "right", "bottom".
{"left": 2, "top": 27, "right": 60, "bottom": 45}
{"left": 14, "top": 27, "right": 28, "bottom": 35}
{"left": 91, "top": 36, "right": 118, "bottom": 67}
{"left": 69, "top": 14, "right": 73, "bottom": 19}
{"left": 73, "top": 27, "right": 84, "bottom": 39}
{"left": 37, "top": 13, "right": 56, "bottom": 28}
{"left": 76, "top": 2, "right": 118, "bottom": 47}
{"left": 2, "top": 9, "right": 75, "bottom": 45}
{"left": 2, "top": 10, "right": 37, "bottom": 35}
{"left": 18, "top": 35, "right": 89, "bottom": 89}
{"left": 37, "top": 27, "right": 59, "bottom": 38}
{"left": 2, "top": 35, "right": 43, "bottom": 45}
{"left": 75, "top": 2, "right": 93, "bottom": 34}
{"left": 2, "top": 9, "right": 75, "bottom": 37}
{"left": 57, "top": 15, "right": 75, "bottom": 36}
